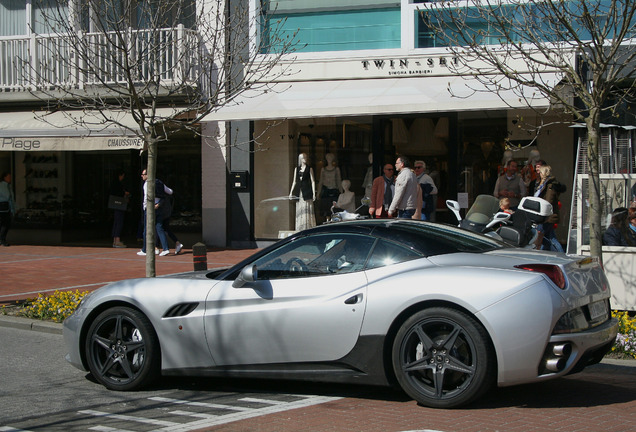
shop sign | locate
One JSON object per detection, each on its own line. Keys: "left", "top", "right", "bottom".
{"left": 1, "top": 136, "right": 144, "bottom": 151}
{"left": 360, "top": 56, "right": 459, "bottom": 77}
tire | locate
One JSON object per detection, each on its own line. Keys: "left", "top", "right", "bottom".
{"left": 392, "top": 307, "right": 496, "bottom": 408}
{"left": 85, "top": 307, "right": 160, "bottom": 391}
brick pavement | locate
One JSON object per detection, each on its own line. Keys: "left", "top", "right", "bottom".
{"left": 0, "top": 244, "right": 258, "bottom": 304}
{"left": 194, "top": 360, "right": 636, "bottom": 432}
{"left": 1, "top": 245, "right": 634, "bottom": 432}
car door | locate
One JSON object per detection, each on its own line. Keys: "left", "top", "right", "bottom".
{"left": 204, "top": 233, "right": 374, "bottom": 366}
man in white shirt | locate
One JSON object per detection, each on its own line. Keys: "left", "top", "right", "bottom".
{"left": 389, "top": 155, "right": 419, "bottom": 219}
{"left": 138, "top": 169, "right": 174, "bottom": 256}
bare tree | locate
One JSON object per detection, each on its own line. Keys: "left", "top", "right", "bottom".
{"left": 420, "top": 0, "right": 636, "bottom": 259}
{"left": 25, "top": 0, "right": 296, "bottom": 276}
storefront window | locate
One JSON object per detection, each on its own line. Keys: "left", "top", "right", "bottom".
{"left": 253, "top": 115, "right": 451, "bottom": 240}
{"left": 10, "top": 134, "right": 201, "bottom": 241}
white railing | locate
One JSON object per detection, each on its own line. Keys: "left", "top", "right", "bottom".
{"left": 0, "top": 26, "right": 199, "bottom": 92}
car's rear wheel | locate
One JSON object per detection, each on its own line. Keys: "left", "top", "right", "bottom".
{"left": 392, "top": 307, "right": 495, "bottom": 408}
{"left": 85, "top": 306, "right": 160, "bottom": 390}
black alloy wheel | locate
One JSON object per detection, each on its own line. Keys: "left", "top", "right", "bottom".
{"left": 85, "top": 306, "right": 160, "bottom": 390}
{"left": 392, "top": 307, "right": 496, "bottom": 408}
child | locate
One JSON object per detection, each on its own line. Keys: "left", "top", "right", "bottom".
{"left": 499, "top": 197, "right": 514, "bottom": 214}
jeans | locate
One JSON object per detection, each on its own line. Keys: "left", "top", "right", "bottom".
{"left": 142, "top": 210, "right": 169, "bottom": 252}
{"left": 398, "top": 208, "right": 415, "bottom": 219}
{"left": 538, "top": 223, "right": 564, "bottom": 252}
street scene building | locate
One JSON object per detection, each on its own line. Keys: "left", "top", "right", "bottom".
{"left": 1, "top": 0, "right": 636, "bottom": 276}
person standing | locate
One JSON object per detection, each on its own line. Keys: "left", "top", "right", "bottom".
{"left": 389, "top": 155, "right": 419, "bottom": 219}
{"left": 137, "top": 169, "right": 172, "bottom": 257}
{"left": 493, "top": 159, "right": 526, "bottom": 209}
{"left": 369, "top": 164, "right": 395, "bottom": 218}
{"left": 110, "top": 170, "right": 130, "bottom": 248}
{"left": 0, "top": 172, "right": 15, "bottom": 246}
{"left": 414, "top": 160, "right": 438, "bottom": 221}
{"left": 534, "top": 164, "right": 565, "bottom": 251}
{"left": 160, "top": 190, "right": 183, "bottom": 255}
{"left": 527, "top": 159, "right": 546, "bottom": 196}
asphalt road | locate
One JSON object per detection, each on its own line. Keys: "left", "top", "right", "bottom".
{"left": 1, "top": 323, "right": 635, "bottom": 432}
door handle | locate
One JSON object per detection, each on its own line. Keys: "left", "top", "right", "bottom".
{"left": 344, "top": 294, "right": 363, "bottom": 304}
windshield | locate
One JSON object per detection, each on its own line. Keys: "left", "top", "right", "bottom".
{"left": 371, "top": 221, "right": 505, "bottom": 256}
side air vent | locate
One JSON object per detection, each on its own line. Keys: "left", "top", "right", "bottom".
{"left": 163, "top": 302, "right": 199, "bottom": 318}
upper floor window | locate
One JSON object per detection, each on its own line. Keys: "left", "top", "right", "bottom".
{"left": 0, "top": 0, "right": 68, "bottom": 36}
{"left": 0, "top": 0, "right": 194, "bottom": 37}
{"left": 261, "top": 0, "right": 400, "bottom": 53}
{"left": 83, "top": 0, "right": 195, "bottom": 32}
{"left": 415, "top": 1, "right": 636, "bottom": 49}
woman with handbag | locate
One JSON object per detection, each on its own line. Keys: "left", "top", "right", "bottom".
{"left": 0, "top": 172, "right": 15, "bottom": 246}
{"left": 110, "top": 170, "right": 130, "bottom": 248}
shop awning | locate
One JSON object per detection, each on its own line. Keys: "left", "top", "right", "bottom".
{"left": 204, "top": 75, "right": 560, "bottom": 122}
{"left": 0, "top": 108, "right": 181, "bottom": 151}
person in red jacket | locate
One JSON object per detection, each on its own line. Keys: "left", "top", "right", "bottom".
{"left": 368, "top": 164, "right": 395, "bottom": 218}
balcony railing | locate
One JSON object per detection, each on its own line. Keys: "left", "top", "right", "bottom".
{"left": 0, "top": 26, "right": 199, "bottom": 93}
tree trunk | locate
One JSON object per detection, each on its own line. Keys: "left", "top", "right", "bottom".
{"left": 586, "top": 111, "right": 603, "bottom": 260}
{"left": 145, "top": 138, "right": 158, "bottom": 277}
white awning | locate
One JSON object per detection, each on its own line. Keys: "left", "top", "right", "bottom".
{"left": 205, "top": 75, "right": 558, "bottom": 122}
{"left": 0, "top": 108, "right": 180, "bottom": 151}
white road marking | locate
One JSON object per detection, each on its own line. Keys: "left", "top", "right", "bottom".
{"left": 169, "top": 410, "right": 217, "bottom": 420}
{"left": 238, "top": 397, "right": 287, "bottom": 405}
{"left": 149, "top": 396, "right": 253, "bottom": 412}
{"left": 151, "top": 395, "right": 341, "bottom": 431}
{"left": 78, "top": 410, "right": 178, "bottom": 427}
{"left": 89, "top": 427, "right": 136, "bottom": 432}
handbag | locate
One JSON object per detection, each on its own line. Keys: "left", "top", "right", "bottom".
{"left": 108, "top": 195, "right": 128, "bottom": 211}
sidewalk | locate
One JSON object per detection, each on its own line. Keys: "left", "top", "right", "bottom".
{"left": 0, "top": 244, "right": 258, "bottom": 305}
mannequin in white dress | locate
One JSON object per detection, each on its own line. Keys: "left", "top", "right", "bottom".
{"left": 289, "top": 153, "right": 316, "bottom": 230}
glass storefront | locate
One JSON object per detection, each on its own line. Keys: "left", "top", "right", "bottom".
{"left": 253, "top": 115, "right": 454, "bottom": 240}
{"left": 4, "top": 132, "right": 201, "bottom": 244}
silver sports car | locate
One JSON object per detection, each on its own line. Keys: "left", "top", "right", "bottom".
{"left": 63, "top": 219, "right": 618, "bottom": 408}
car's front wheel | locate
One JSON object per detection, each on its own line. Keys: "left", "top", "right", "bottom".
{"left": 85, "top": 306, "right": 160, "bottom": 390}
{"left": 392, "top": 307, "right": 495, "bottom": 408}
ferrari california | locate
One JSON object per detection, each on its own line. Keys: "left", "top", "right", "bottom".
{"left": 63, "top": 219, "right": 618, "bottom": 408}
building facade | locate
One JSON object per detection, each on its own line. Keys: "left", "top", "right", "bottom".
{"left": 0, "top": 0, "right": 204, "bottom": 246}
{"left": 4, "top": 0, "right": 633, "bottom": 249}
{"left": 210, "top": 0, "right": 577, "bottom": 247}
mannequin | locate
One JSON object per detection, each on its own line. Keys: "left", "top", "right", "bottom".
{"left": 289, "top": 153, "right": 316, "bottom": 231}
{"left": 334, "top": 180, "right": 356, "bottom": 213}
{"left": 317, "top": 153, "right": 342, "bottom": 218}
{"left": 499, "top": 149, "right": 514, "bottom": 177}
{"left": 362, "top": 152, "right": 373, "bottom": 199}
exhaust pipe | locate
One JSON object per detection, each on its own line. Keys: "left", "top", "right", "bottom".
{"left": 545, "top": 357, "right": 566, "bottom": 372}
{"left": 553, "top": 343, "right": 572, "bottom": 357}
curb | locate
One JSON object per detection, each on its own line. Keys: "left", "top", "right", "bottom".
{"left": 0, "top": 315, "right": 63, "bottom": 335}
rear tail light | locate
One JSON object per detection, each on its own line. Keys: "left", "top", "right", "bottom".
{"left": 514, "top": 264, "right": 566, "bottom": 289}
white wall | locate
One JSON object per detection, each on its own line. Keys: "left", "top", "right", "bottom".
{"left": 201, "top": 121, "right": 227, "bottom": 247}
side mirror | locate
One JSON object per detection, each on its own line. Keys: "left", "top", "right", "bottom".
{"left": 232, "top": 264, "right": 258, "bottom": 288}
{"left": 446, "top": 200, "right": 462, "bottom": 223}
{"left": 486, "top": 212, "right": 511, "bottom": 229}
